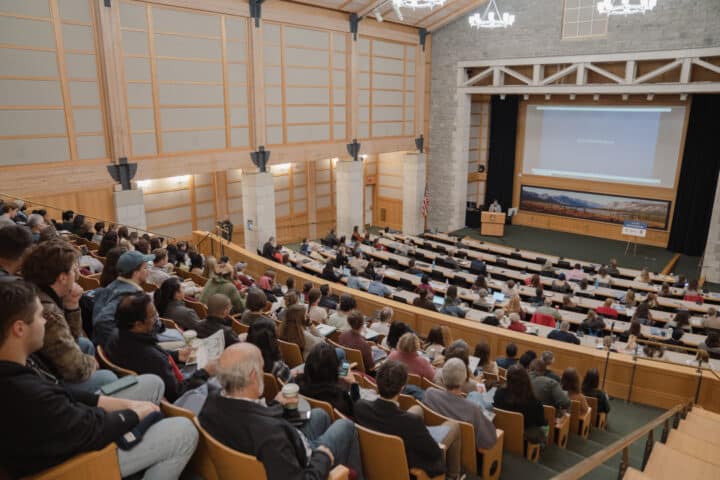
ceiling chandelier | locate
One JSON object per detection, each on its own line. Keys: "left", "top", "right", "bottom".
{"left": 468, "top": 0, "right": 515, "bottom": 29}
{"left": 597, "top": 0, "right": 657, "bottom": 15}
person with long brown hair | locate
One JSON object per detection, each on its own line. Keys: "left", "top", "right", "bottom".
{"left": 493, "top": 364, "right": 547, "bottom": 443}
{"left": 278, "top": 303, "right": 323, "bottom": 359}
{"left": 561, "top": 367, "right": 589, "bottom": 415}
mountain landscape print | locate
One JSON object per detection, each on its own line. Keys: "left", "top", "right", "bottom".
{"left": 520, "top": 186, "right": 670, "bottom": 229}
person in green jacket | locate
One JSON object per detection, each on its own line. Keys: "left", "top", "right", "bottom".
{"left": 199, "top": 263, "right": 244, "bottom": 314}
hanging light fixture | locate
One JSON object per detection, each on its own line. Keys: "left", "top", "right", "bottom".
{"left": 391, "top": 0, "right": 446, "bottom": 12}
{"left": 468, "top": 0, "right": 515, "bottom": 29}
{"left": 597, "top": 0, "right": 657, "bottom": 15}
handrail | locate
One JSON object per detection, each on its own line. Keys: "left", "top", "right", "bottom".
{"left": 553, "top": 403, "right": 686, "bottom": 480}
{"left": 0, "top": 192, "right": 176, "bottom": 241}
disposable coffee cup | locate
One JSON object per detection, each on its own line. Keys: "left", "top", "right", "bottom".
{"left": 281, "top": 383, "right": 300, "bottom": 410}
{"left": 182, "top": 330, "right": 198, "bottom": 345}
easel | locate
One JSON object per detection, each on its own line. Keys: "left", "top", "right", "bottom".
{"left": 622, "top": 219, "right": 647, "bottom": 257}
{"left": 624, "top": 235, "right": 639, "bottom": 256}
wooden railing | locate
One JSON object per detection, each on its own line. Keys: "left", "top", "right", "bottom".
{"left": 192, "top": 231, "right": 720, "bottom": 413}
{"left": 553, "top": 403, "right": 688, "bottom": 480}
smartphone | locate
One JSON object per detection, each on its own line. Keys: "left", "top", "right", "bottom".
{"left": 338, "top": 362, "right": 350, "bottom": 377}
{"left": 100, "top": 375, "right": 138, "bottom": 395}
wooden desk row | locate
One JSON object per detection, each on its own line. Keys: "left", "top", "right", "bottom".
{"left": 193, "top": 231, "right": 720, "bottom": 413}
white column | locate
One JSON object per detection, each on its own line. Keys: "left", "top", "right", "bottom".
{"left": 403, "top": 152, "right": 426, "bottom": 235}
{"left": 241, "top": 171, "right": 276, "bottom": 252}
{"left": 113, "top": 188, "right": 147, "bottom": 232}
{"left": 448, "top": 87, "right": 471, "bottom": 231}
{"left": 335, "top": 159, "right": 364, "bottom": 239}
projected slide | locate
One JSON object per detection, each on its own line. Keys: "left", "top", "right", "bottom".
{"left": 519, "top": 185, "right": 671, "bottom": 229}
{"left": 522, "top": 105, "right": 685, "bottom": 187}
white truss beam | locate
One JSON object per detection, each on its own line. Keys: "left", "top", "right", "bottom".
{"left": 458, "top": 47, "right": 720, "bottom": 96}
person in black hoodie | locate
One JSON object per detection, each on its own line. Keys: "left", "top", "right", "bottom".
{"left": 300, "top": 342, "right": 360, "bottom": 418}
{"left": 105, "top": 291, "right": 215, "bottom": 402}
{"left": 196, "top": 293, "right": 240, "bottom": 347}
{"left": 0, "top": 280, "right": 198, "bottom": 479}
{"left": 199, "top": 342, "right": 364, "bottom": 479}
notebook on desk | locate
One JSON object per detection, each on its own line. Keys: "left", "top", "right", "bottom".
{"left": 315, "top": 324, "right": 337, "bottom": 337}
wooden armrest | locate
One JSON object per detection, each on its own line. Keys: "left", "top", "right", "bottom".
{"left": 348, "top": 362, "right": 358, "bottom": 371}
{"left": 328, "top": 465, "right": 350, "bottom": 480}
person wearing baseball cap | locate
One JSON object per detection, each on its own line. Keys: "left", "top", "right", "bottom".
{"left": 92, "top": 250, "right": 154, "bottom": 346}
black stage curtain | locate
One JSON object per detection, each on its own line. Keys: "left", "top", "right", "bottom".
{"left": 486, "top": 95, "right": 519, "bottom": 211}
{"left": 668, "top": 94, "right": 720, "bottom": 256}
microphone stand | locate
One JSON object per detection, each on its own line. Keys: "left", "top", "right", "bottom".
{"left": 196, "top": 230, "right": 215, "bottom": 257}
{"left": 601, "top": 320, "right": 615, "bottom": 391}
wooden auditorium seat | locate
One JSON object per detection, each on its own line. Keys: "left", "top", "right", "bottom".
{"left": 585, "top": 395, "right": 607, "bottom": 429}
{"left": 543, "top": 405, "right": 570, "bottom": 448}
{"left": 159, "top": 401, "right": 218, "bottom": 480}
{"left": 569, "top": 400, "right": 592, "bottom": 438}
{"left": 25, "top": 443, "right": 120, "bottom": 480}
{"left": 278, "top": 339, "right": 304, "bottom": 368}
{"left": 492, "top": 408, "right": 540, "bottom": 462}
{"left": 96, "top": 345, "right": 137, "bottom": 377}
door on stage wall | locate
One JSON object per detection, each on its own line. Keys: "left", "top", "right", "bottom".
{"left": 364, "top": 185, "right": 374, "bottom": 226}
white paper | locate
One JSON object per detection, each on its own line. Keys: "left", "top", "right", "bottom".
{"left": 194, "top": 329, "right": 225, "bottom": 370}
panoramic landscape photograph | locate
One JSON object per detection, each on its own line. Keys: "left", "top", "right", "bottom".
{"left": 520, "top": 186, "right": 670, "bottom": 229}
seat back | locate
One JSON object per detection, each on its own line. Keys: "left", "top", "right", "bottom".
{"left": 160, "top": 401, "right": 218, "bottom": 480}
{"left": 278, "top": 339, "right": 304, "bottom": 368}
{"left": 96, "top": 345, "right": 137, "bottom": 377}
{"left": 142, "top": 282, "right": 158, "bottom": 293}
{"left": 421, "top": 377, "right": 444, "bottom": 391}
{"left": 418, "top": 402, "right": 477, "bottom": 475}
{"left": 184, "top": 299, "right": 208, "bottom": 319}
{"left": 530, "top": 312, "right": 556, "bottom": 328}
{"left": 231, "top": 318, "right": 249, "bottom": 334}
{"left": 77, "top": 274, "right": 100, "bottom": 291}
{"left": 160, "top": 317, "right": 183, "bottom": 333}
{"left": 569, "top": 400, "right": 591, "bottom": 437}
{"left": 194, "top": 418, "right": 267, "bottom": 480}
{"left": 398, "top": 393, "right": 419, "bottom": 411}
{"left": 584, "top": 395, "right": 605, "bottom": 429}
{"left": 356, "top": 423, "right": 411, "bottom": 480}
{"left": 301, "top": 394, "right": 336, "bottom": 421}
{"left": 262, "top": 373, "right": 280, "bottom": 403}
{"left": 543, "top": 405, "right": 557, "bottom": 445}
{"left": 406, "top": 373, "right": 422, "bottom": 387}
{"left": 328, "top": 339, "right": 366, "bottom": 373}
{"left": 492, "top": 408, "right": 525, "bottom": 457}
{"left": 399, "top": 278, "right": 415, "bottom": 291}
{"left": 190, "top": 272, "right": 208, "bottom": 286}
{"left": 27, "top": 443, "right": 120, "bottom": 480}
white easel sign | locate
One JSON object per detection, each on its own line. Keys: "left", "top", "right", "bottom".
{"left": 622, "top": 221, "right": 647, "bottom": 238}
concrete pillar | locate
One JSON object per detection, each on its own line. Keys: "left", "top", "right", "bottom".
{"left": 701, "top": 174, "right": 720, "bottom": 283}
{"left": 403, "top": 152, "right": 426, "bottom": 235}
{"left": 113, "top": 188, "right": 147, "bottom": 232}
{"left": 335, "top": 159, "right": 364, "bottom": 239}
{"left": 241, "top": 171, "right": 276, "bottom": 253}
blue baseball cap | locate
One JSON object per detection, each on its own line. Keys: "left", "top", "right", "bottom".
{"left": 117, "top": 250, "right": 154, "bottom": 275}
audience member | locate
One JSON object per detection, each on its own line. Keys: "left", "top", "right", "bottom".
{"left": 566, "top": 263, "right": 586, "bottom": 282}
{"left": 519, "top": 350, "right": 537, "bottom": 369}
{"left": 319, "top": 284, "right": 338, "bottom": 309}
{"left": 535, "top": 297, "right": 562, "bottom": 323}
{"left": 406, "top": 258, "right": 423, "bottom": 275}
{"left": 354, "top": 360, "right": 461, "bottom": 479}
{"left": 703, "top": 307, "right": 720, "bottom": 330}
{"left": 247, "top": 318, "right": 292, "bottom": 383}
{"left": 528, "top": 359, "right": 570, "bottom": 411}
{"left": 26, "top": 214, "right": 46, "bottom": 242}
{"left": 698, "top": 331, "right": 720, "bottom": 359}
{"left": 0, "top": 201, "right": 19, "bottom": 229}
{"left": 328, "top": 296, "right": 357, "bottom": 334}
{"left": 200, "top": 263, "right": 244, "bottom": 314}
{"left": 199, "top": 343, "right": 363, "bottom": 479}
{"left": 437, "top": 339, "right": 481, "bottom": 394}
{"left": 412, "top": 288, "right": 438, "bottom": 311}
{"left": 595, "top": 267, "right": 613, "bottom": 287}
{"left": 300, "top": 342, "right": 360, "bottom": 417}
{"left": 369, "top": 306, "right": 393, "bottom": 335}
{"left": 338, "top": 311, "right": 376, "bottom": 371}
{"left": 424, "top": 358, "right": 498, "bottom": 450}
{"left": 307, "top": 287, "right": 329, "bottom": 324}
{"left": 506, "top": 294, "right": 527, "bottom": 321}
{"left": 493, "top": 364, "right": 548, "bottom": 444}
{"left": 23, "top": 239, "right": 117, "bottom": 392}
{"left": 507, "top": 312, "right": 527, "bottom": 332}
{"left": 441, "top": 285, "right": 467, "bottom": 318}
{"left": 541, "top": 351, "right": 561, "bottom": 383}
{"left": 606, "top": 259, "right": 620, "bottom": 277}
{"left": 415, "top": 274, "right": 434, "bottom": 295}
{"left": 197, "top": 293, "right": 240, "bottom": 346}
{"left": 279, "top": 303, "right": 323, "bottom": 359}
{"left": 97, "top": 230, "right": 119, "bottom": 257}
{"left": 496, "top": 343, "right": 519, "bottom": 369}
{"left": 666, "top": 310, "right": 691, "bottom": 332}
{"left": 580, "top": 310, "right": 606, "bottom": 335}
{"left": 384, "top": 321, "right": 412, "bottom": 350}
{"left": 387, "top": 332, "right": 435, "bottom": 381}
{"left": 261, "top": 236, "right": 275, "bottom": 259}
{"left": 548, "top": 321, "right": 581, "bottom": 345}
{"left": 423, "top": 326, "right": 448, "bottom": 360}
{"left": 0, "top": 224, "right": 33, "bottom": 278}
{"left": 240, "top": 288, "right": 271, "bottom": 326}
{"left": 0, "top": 280, "right": 198, "bottom": 479}
{"left": 473, "top": 340, "right": 498, "bottom": 376}
{"left": 595, "top": 298, "right": 619, "bottom": 319}
{"left": 367, "top": 273, "right": 391, "bottom": 298}
{"left": 146, "top": 248, "right": 171, "bottom": 287}
{"left": 561, "top": 367, "right": 589, "bottom": 414}
{"left": 581, "top": 368, "right": 610, "bottom": 414}
{"left": 153, "top": 277, "right": 201, "bottom": 331}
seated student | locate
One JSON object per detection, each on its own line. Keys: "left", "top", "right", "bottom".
{"left": 493, "top": 364, "right": 548, "bottom": 444}
{"left": 618, "top": 320, "right": 645, "bottom": 345}
{"left": 247, "top": 318, "right": 293, "bottom": 384}
{"left": 0, "top": 224, "right": 33, "bottom": 278}
{"left": 23, "top": 239, "right": 117, "bottom": 393}
{"left": 355, "top": 360, "right": 462, "bottom": 479}
{"left": 346, "top": 267, "right": 362, "bottom": 290}
{"left": 502, "top": 279, "right": 519, "bottom": 298}
{"left": 240, "top": 288, "right": 273, "bottom": 327}
{"left": 529, "top": 286, "right": 545, "bottom": 306}
{"left": 405, "top": 259, "right": 423, "bottom": 275}
{"left": 388, "top": 332, "right": 435, "bottom": 381}
{"left": 328, "top": 295, "right": 354, "bottom": 333}
{"left": 566, "top": 263, "right": 586, "bottom": 282}
{"left": 496, "top": 343, "right": 519, "bottom": 369}
{"left": 279, "top": 303, "right": 324, "bottom": 360}
{"left": 703, "top": 306, "right": 720, "bottom": 330}
{"left": 561, "top": 294, "right": 582, "bottom": 312}
{"left": 580, "top": 310, "right": 606, "bottom": 336}
{"left": 369, "top": 306, "right": 393, "bottom": 336}
{"left": 473, "top": 340, "right": 498, "bottom": 377}
{"left": 631, "top": 302, "right": 653, "bottom": 326}
{"left": 435, "top": 339, "right": 482, "bottom": 394}
{"left": 508, "top": 312, "right": 527, "bottom": 333}
{"left": 540, "top": 351, "right": 561, "bottom": 383}
{"left": 413, "top": 286, "right": 438, "bottom": 312}
{"left": 423, "top": 326, "right": 449, "bottom": 360}
{"left": 528, "top": 359, "right": 570, "bottom": 411}
{"left": 322, "top": 259, "right": 341, "bottom": 283}
{"left": 547, "top": 321, "right": 581, "bottom": 345}
{"left": 106, "top": 292, "right": 214, "bottom": 402}
{"left": 595, "top": 267, "right": 613, "bottom": 288}
{"left": 383, "top": 320, "right": 412, "bottom": 350}
{"left": 334, "top": 246, "right": 348, "bottom": 269}
{"left": 663, "top": 327, "right": 686, "bottom": 346}
{"left": 300, "top": 342, "right": 360, "bottom": 418}
{"left": 26, "top": 214, "right": 48, "bottom": 244}
{"left": 698, "top": 331, "right": 720, "bottom": 360}
{"left": 595, "top": 298, "right": 619, "bottom": 319}
{"left": 519, "top": 350, "right": 537, "bottom": 370}
{"left": 469, "top": 257, "right": 487, "bottom": 275}
{"left": 666, "top": 310, "right": 692, "bottom": 332}
{"left": 581, "top": 368, "right": 610, "bottom": 414}
{"left": 471, "top": 275, "right": 489, "bottom": 297}
{"left": 506, "top": 294, "right": 528, "bottom": 321}
{"left": 146, "top": 248, "right": 171, "bottom": 287}
{"left": 425, "top": 358, "right": 498, "bottom": 449}
{"left": 551, "top": 274, "right": 572, "bottom": 293}
{"left": 199, "top": 263, "right": 244, "bottom": 314}
{"left": 351, "top": 225, "right": 363, "bottom": 243}
{"left": 560, "top": 368, "right": 589, "bottom": 415}
{"left": 261, "top": 236, "right": 275, "bottom": 259}
{"left": 338, "top": 311, "right": 375, "bottom": 371}
{"left": 306, "top": 287, "right": 329, "bottom": 324}
{"left": 606, "top": 258, "right": 620, "bottom": 277}
{"left": 319, "top": 284, "right": 338, "bottom": 310}
{"left": 154, "top": 277, "right": 202, "bottom": 332}
{"left": 535, "top": 297, "right": 562, "bottom": 323}
{"left": 0, "top": 280, "right": 198, "bottom": 479}
{"left": 622, "top": 289, "right": 637, "bottom": 307}
{"left": 199, "top": 343, "right": 363, "bottom": 479}
{"left": 634, "top": 268, "right": 652, "bottom": 284}
{"left": 415, "top": 274, "right": 435, "bottom": 296}
{"left": 323, "top": 229, "right": 339, "bottom": 248}
{"left": 367, "top": 273, "right": 392, "bottom": 298}
{"left": 196, "top": 294, "right": 240, "bottom": 347}
{"left": 0, "top": 201, "right": 19, "bottom": 229}
{"left": 441, "top": 286, "right": 467, "bottom": 318}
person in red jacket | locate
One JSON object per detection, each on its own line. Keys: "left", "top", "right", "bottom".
{"left": 595, "top": 298, "right": 619, "bottom": 319}
{"left": 508, "top": 313, "right": 527, "bottom": 332}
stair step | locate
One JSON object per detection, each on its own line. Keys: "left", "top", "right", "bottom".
{"left": 539, "top": 444, "right": 587, "bottom": 471}
{"left": 500, "top": 452, "right": 557, "bottom": 480}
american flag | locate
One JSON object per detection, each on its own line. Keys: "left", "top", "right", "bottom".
{"left": 421, "top": 186, "right": 430, "bottom": 217}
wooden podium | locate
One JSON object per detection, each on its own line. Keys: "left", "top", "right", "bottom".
{"left": 481, "top": 211, "right": 505, "bottom": 237}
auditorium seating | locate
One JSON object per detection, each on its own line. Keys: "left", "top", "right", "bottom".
{"left": 492, "top": 408, "right": 540, "bottom": 462}
{"left": 25, "top": 444, "right": 121, "bottom": 480}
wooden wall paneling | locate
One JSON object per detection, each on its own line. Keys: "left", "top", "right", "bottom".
{"left": 414, "top": 43, "right": 425, "bottom": 139}
{"left": 49, "top": 0, "right": 78, "bottom": 161}
{"left": 306, "top": 159, "right": 318, "bottom": 239}
{"left": 375, "top": 196, "right": 402, "bottom": 230}
{"left": 212, "top": 170, "right": 229, "bottom": 220}
{"left": 189, "top": 173, "right": 197, "bottom": 229}
{"left": 220, "top": 15, "right": 231, "bottom": 148}
{"left": 145, "top": 5, "right": 163, "bottom": 153}
{"left": 249, "top": 17, "right": 265, "bottom": 148}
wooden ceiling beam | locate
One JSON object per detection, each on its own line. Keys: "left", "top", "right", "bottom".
{"left": 425, "top": 0, "right": 486, "bottom": 31}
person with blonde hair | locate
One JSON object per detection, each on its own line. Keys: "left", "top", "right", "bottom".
{"left": 506, "top": 293, "right": 527, "bottom": 320}
{"left": 369, "top": 306, "right": 393, "bottom": 335}
{"left": 387, "top": 332, "right": 435, "bottom": 381}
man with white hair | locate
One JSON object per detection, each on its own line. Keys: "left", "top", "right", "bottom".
{"left": 199, "top": 343, "right": 364, "bottom": 479}
{"left": 547, "top": 321, "right": 580, "bottom": 345}
{"left": 541, "top": 351, "right": 561, "bottom": 382}
{"left": 26, "top": 214, "right": 46, "bottom": 242}
{"left": 424, "top": 358, "right": 498, "bottom": 450}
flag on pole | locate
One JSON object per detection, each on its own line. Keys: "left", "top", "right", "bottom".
{"left": 421, "top": 186, "right": 430, "bottom": 218}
